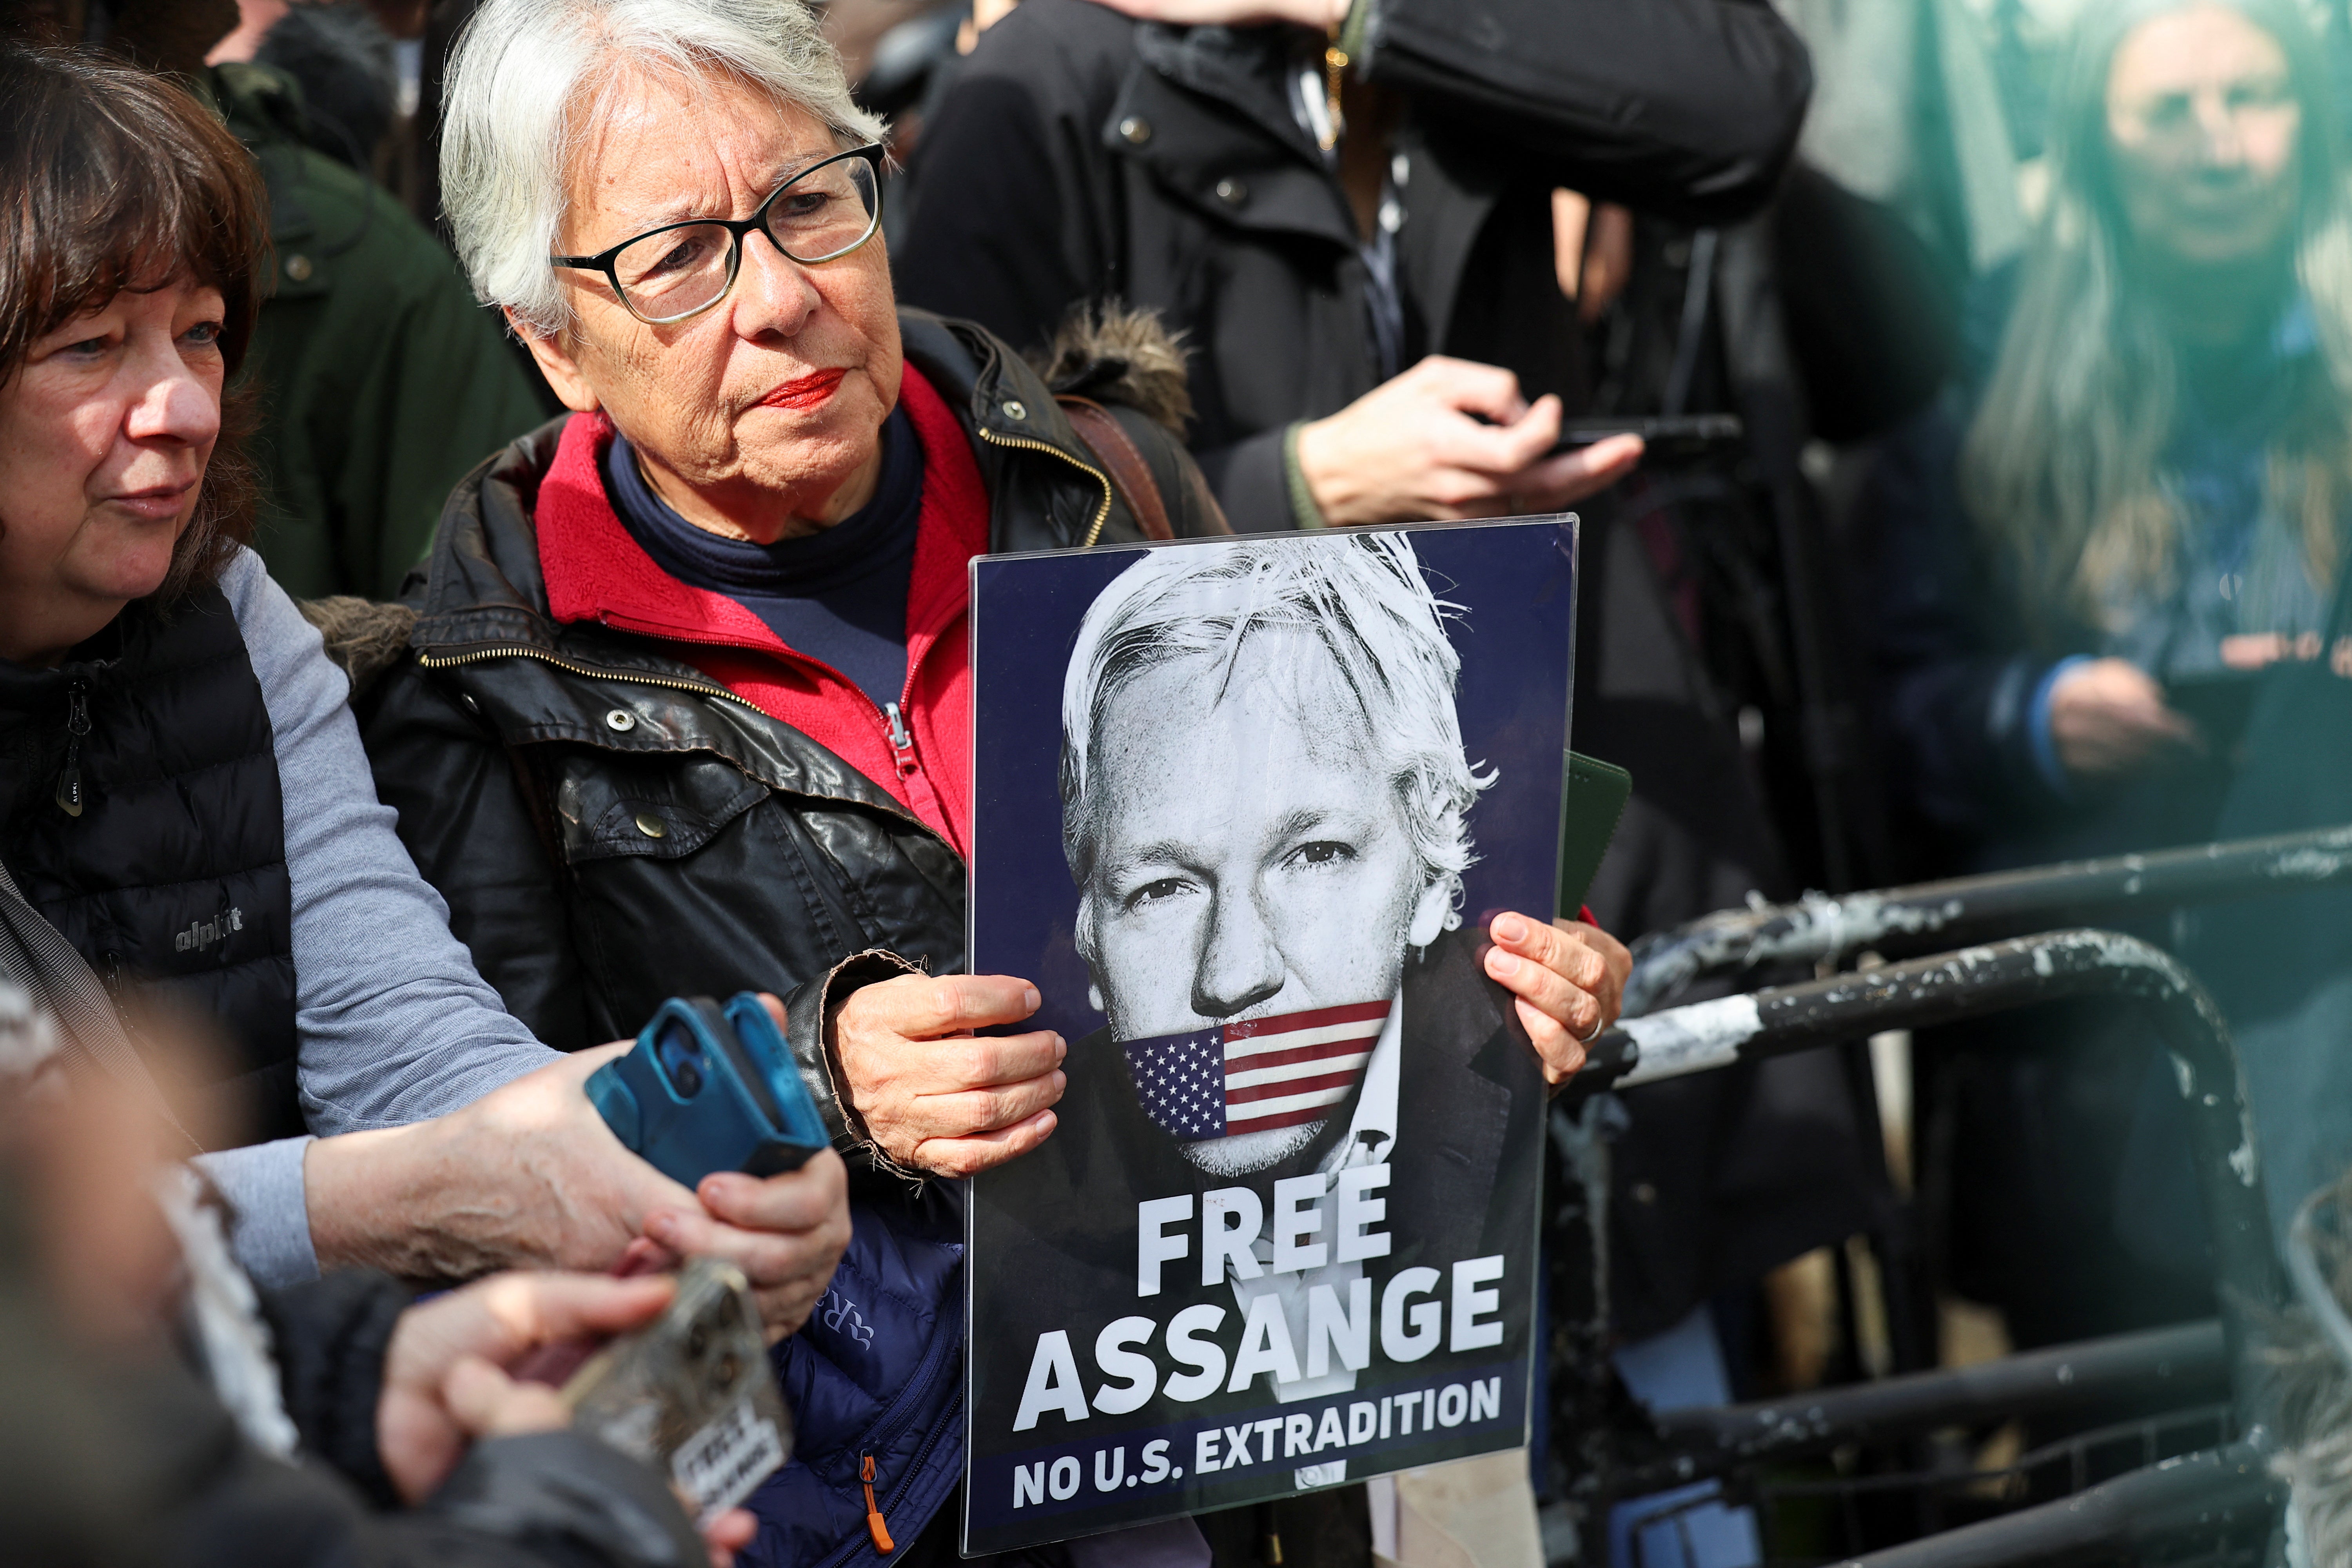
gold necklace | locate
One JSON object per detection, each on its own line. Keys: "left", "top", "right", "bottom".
{"left": 1320, "top": 16, "right": 1348, "bottom": 151}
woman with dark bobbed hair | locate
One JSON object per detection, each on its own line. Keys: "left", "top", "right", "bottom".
{"left": 0, "top": 43, "right": 847, "bottom": 1332}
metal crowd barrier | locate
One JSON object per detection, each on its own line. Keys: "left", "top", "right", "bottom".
{"left": 1569, "top": 928, "right": 2281, "bottom": 1357}
{"left": 1831, "top": 1436, "right": 2283, "bottom": 1568}
{"left": 1635, "top": 1320, "right": 2228, "bottom": 1491}
{"left": 1548, "top": 914, "right": 2307, "bottom": 1564}
{"left": 1619, "top": 822, "right": 2352, "bottom": 1018}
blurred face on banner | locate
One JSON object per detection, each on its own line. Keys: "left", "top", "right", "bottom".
{"left": 2103, "top": 3, "right": 2301, "bottom": 266}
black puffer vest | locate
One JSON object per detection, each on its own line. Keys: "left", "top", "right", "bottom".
{"left": 0, "top": 585, "right": 299, "bottom": 1142}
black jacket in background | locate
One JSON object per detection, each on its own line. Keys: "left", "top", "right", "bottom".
{"left": 894, "top": 0, "right": 1811, "bottom": 530}
{"left": 892, "top": 0, "right": 1880, "bottom": 1348}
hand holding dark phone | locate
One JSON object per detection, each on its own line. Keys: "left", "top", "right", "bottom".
{"left": 2164, "top": 668, "right": 2261, "bottom": 759}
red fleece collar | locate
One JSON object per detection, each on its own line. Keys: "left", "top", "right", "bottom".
{"left": 534, "top": 364, "right": 987, "bottom": 668}
{"left": 529, "top": 364, "right": 987, "bottom": 851}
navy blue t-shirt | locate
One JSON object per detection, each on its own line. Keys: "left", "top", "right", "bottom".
{"left": 604, "top": 408, "right": 922, "bottom": 710}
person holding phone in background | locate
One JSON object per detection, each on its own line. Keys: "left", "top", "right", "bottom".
{"left": 895, "top": 0, "right": 1814, "bottom": 532}
{"left": 1861, "top": 0, "right": 2352, "bottom": 1352}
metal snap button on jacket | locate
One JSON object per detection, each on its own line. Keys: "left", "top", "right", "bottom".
{"left": 604, "top": 708, "right": 636, "bottom": 732}
{"left": 633, "top": 813, "right": 668, "bottom": 840}
{"left": 1118, "top": 115, "right": 1150, "bottom": 145}
{"left": 1214, "top": 177, "right": 1247, "bottom": 207}
{"left": 1000, "top": 399, "right": 1027, "bottom": 421}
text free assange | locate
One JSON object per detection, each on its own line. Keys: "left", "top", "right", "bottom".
{"left": 1010, "top": 1165, "right": 1509, "bottom": 1433}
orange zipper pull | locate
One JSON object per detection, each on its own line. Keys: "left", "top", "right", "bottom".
{"left": 860, "top": 1453, "right": 895, "bottom": 1554}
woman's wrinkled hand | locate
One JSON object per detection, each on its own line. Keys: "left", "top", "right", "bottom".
{"left": 307, "top": 1047, "right": 853, "bottom": 1339}
{"left": 1481, "top": 913, "right": 1630, "bottom": 1088}
{"left": 448, "top": 1047, "right": 853, "bottom": 1337}
{"left": 828, "top": 973, "right": 1066, "bottom": 1178}
{"left": 640, "top": 1153, "right": 851, "bottom": 1341}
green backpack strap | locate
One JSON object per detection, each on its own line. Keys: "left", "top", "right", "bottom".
{"left": 1557, "top": 751, "right": 1632, "bottom": 919}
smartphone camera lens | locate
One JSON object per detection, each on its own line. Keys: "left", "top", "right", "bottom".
{"left": 657, "top": 1025, "right": 706, "bottom": 1098}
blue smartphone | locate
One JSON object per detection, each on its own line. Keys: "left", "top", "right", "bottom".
{"left": 586, "top": 993, "right": 831, "bottom": 1188}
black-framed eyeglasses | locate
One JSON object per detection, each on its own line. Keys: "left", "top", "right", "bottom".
{"left": 549, "top": 143, "right": 885, "bottom": 325}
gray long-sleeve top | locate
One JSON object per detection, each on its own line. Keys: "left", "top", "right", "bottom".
{"left": 198, "top": 548, "right": 557, "bottom": 1284}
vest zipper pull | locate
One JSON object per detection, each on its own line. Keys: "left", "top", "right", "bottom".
{"left": 54, "top": 679, "right": 89, "bottom": 817}
{"left": 882, "top": 701, "right": 916, "bottom": 777}
{"left": 859, "top": 1452, "right": 894, "bottom": 1554}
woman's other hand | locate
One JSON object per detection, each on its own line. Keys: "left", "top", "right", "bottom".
{"left": 306, "top": 1051, "right": 853, "bottom": 1338}
{"left": 2048, "top": 657, "right": 2200, "bottom": 778}
{"left": 828, "top": 974, "right": 1066, "bottom": 1177}
{"left": 1481, "top": 913, "right": 1631, "bottom": 1088}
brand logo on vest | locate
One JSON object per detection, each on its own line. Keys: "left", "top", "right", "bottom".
{"left": 175, "top": 907, "right": 246, "bottom": 953}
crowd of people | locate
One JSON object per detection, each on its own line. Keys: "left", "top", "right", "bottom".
{"left": 2, "top": 0, "right": 2350, "bottom": 1565}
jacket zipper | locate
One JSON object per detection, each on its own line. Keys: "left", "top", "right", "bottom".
{"left": 416, "top": 643, "right": 770, "bottom": 714}
{"left": 810, "top": 1289, "right": 964, "bottom": 1568}
{"left": 974, "top": 425, "right": 1114, "bottom": 547}
{"left": 877, "top": 1385, "right": 958, "bottom": 1547}
{"left": 881, "top": 701, "right": 917, "bottom": 778}
{"left": 858, "top": 1453, "right": 895, "bottom": 1553}
{"left": 54, "top": 679, "right": 89, "bottom": 817}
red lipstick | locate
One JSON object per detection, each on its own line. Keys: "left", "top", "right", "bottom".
{"left": 760, "top": 368, "right": 846, "bottom": 410}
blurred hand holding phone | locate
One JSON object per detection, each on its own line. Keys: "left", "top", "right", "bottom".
{"left": 562, "top": 1256, "right": 792, "bottom": 1526}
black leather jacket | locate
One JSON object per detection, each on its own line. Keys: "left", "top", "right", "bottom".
{"left": 356, "top": 309, "right": 1224, "bottom": 1149}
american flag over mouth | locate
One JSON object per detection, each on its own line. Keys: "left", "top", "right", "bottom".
{"left": 1120, "top": 1000, "right": 1391, "bottom": 1141}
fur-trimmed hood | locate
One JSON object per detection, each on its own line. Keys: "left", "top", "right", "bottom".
{"left": 1027, "top": 302, "right": 1194, "bottom": 434}
{"left": 298, "top": 596, "right": 417, "bottom": 698}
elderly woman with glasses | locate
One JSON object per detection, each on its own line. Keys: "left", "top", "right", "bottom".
{"left": 351, "top": 0, "right": 1236, "bottom": 1562}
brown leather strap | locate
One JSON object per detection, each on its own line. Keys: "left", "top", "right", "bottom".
{"left": 1058, "top": 396, "right": 1174, "bottom": 541}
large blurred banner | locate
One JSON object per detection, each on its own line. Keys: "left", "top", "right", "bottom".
{"left": 961, "top": 519, "right": 1578, "bottom": 1553}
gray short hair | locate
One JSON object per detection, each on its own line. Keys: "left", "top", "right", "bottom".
{"left": 1059, "top": 535, "right": 1496, "bottom": 930}
{"left": 439, "top": 0, "right": 885, "bottom": 335}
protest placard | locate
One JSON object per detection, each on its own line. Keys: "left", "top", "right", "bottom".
{"left": 963, "top": 519, "right": 1576, "bottom": 1552}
